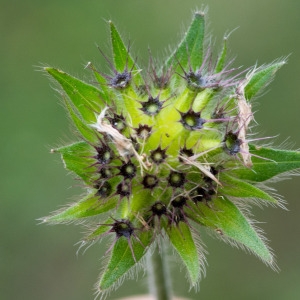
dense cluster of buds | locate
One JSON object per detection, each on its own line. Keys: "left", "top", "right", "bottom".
{"left": 42, "top": 11, "right": 299, "bottom": 297}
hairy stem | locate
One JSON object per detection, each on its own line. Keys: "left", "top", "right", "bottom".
{"left": 147, "top": 244, "right": 172, "bottom": 300}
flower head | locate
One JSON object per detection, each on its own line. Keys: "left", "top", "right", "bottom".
{"left": 42, "top": 11, "right": 300, "bottom": 298}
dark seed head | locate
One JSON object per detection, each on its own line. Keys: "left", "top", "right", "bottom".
{"left": 168, "top": 171, "right": 186, "bottom": 188}
{"left": 110, "top": 71, "right": 131, "bottom": 89}
{"left": 150, "top": 201, "right": 167, "bottom": 217}
{"left": 150, "top": 146, "right": 167, "bottom": 164}
{"left": 179, "top": 146, "right": 194, "bottom": 162}
{"left": 191, "top": 186, "right": 215, "bottom": 203}
{"left": 119, "top": 161, "right": 137, "bottom": 179}
{"left": 224, "top": 131, "right": 242, "bottom": 155}
{"left": 171, "top": 196, "right": 188, "bottom": 208}
{"left": 107, "top": 113, "right": 126, "bottom": 132}
{"left": 203, "top": 167, "right": 219, "bottom": 185}
{"left": 112, "top": 219, "right": 134, "bottom": 238}
{"left": 179, "top": 109, "right": 206, "bottom": 130}
{"left": 142, "top": 174, "right": 158, "bottom": 189}
{"left": 141, "top": 96, "right": 163, "bottom": 116}
{"left": 186, "top": 71, "right": 209, "bottom": 91}
{"left": 95, "top": 181, "right": 112, "bottom": 198}
{"left": 99, "top": 167, "right": 113, "bottom": 179}
{"left": 135, "top": 124, "right": 152, "bottom": 139}
{"left": 116, "top": 181, "right": 131, "bottom": 198}
{"left": 95, "top": 144, "right": 113, "bottom": 164}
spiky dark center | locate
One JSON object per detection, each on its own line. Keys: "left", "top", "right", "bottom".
{"left": 119, "top": 161, "right": 137, "bottom": 179}
{"left": 142, "top": 174, "right": 158, "bottom": 189}
{"left": 150, "top": 146, "right": 167, "bottom": 164}
{"left": 168, "top": 171, "right": 186, "bottom": 188}
{"left": 180, "top": 110, "right": 206, "bottom": 130}
{"left": 151, "top": 201, "right": 167, "bottom": 217}
{"left": 95, "top": 181, "right": 112, "bottom": 197}
{"left": 116, "top": 181, "right": 131, "bottom": 198}
{"left": 224, "top": 131, "right": 242, "bottom": 155}
{"left": 108, "top": 114, "right": 126, "bottom": 132}
{"left": 141, "top": 96, "right": 163, "bottom": 116}
{"left": 135, "top": 124, "right": 152, "bottom": 139}
{"left": 112, "top": 219, "right": 134, "bottom": 238}
{"left": 186, "top": 71, "right": 215, "bottom": 91}
{"left": 110, "top": 71, "right": 131, "bottom": 89}
{"left": 171, "top": 196, "right": 188, "bottom": 208}
{"left": 95, "top": 145, "right": 113, "bottom": 164}
{"left": 99, "top": 167, "right": 113, "bottom": 179}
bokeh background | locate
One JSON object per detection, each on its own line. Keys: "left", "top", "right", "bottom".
{"left": 1, "top": 0, "right": 300, "bottom": 299}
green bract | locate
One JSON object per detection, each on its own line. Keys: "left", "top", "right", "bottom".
{"left": 42, "top": 11, "right": 299, "bottom": 298}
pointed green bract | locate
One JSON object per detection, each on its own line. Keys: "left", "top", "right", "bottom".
{"left": 63, "top": 97, "right": 99, "bottom": 143}
{"left": 228, "top": 145, "right": 300, "bottom": 182}
{"left": 197, "top": 197, "right": 273, "bottom": 265}
{"left": 90, "top": 65, "right": 113, "bottom": 104}
{"left": 45, "top": 193, "right": 117, "bottom": 223}
{"left": 166, "top": 12, "right": 205, "bottom": 71}
{"left": 98, "top": 231, "right": 152, "bottom": 291}
{"left": 45, "top": 67, "right": 104, "bottom": 122}
{"left": 167, "top": 222, "right": 201, "bottom": 286}
{"left": 109, "top": 21, "right": 143, "bottom": 84}
{"left": 219, "top": 173, "right": 277, "bottom": 204}
{"left": 215, "top": 37, "right": 228, "bottom": 73}
{"left": 55, "top": 141, "right": 96, "bottom": 184}
{"left": 245, "top": 61, "right": 286, "bottom": 100}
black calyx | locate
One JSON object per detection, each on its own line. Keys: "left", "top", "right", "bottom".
{"left": 179, "top": 146, "right": 194, "bottom": 162}
{"left": 191, "top": 168, "right": 219, "bottom": 204}
{"left": 179, "top": 109, "right": 206, "bottom": 130}
{"left": 147, "top": 201, "right": 170, "bottom": 227}
{"left": 107, "top": 113, "right": 126, "bottom": 132}
{"left": 142, "top": 174, "right": 158, "bottom": 189}
{"left": 150, "top": 146, "right": 167, "bottom": 164}
{"left": 95, "top": 181, "right": 112, "bottom": 198}
{"left": 99, "top": 167, "right": 113, "bottom": 179}
{"left": 95, "top": 144, "right": 113, "bottom": 164}
{"left": 168, "top": 171, "right": 186, "bottom": 188}
{"left": 135, "top": 124, "right": 152, "bottom": 139}
{"left": 185, "top": 71, "right": 213, "bottom": 91}
{"left": 116, "top": 181, "right": 131, "bottom": 199}
{"left": 110, "top": 71, "right": 131, "bottom": 89}
{"left": 112, "top": 219, "right": 134, "bottom": 238}
{"left": 150, "top": 201, "right": 167, "bottom": 217}
{"left": 203, "top": 167, "right": 219, "bottom": 184}
{"left": 170, "top": 195, "right": 190, "bottom": 224}
{"left": 140, "top": 96, "right": 163, "bottom": 116}
{"left": 224, "top": 131, "right": 242, "bottom": 155}
{"left": 107, "top": 218, "right": 144, "bottom": 262}
{"left": 118, "top": 161, "right": 137, "bottom": 179}
{"left": 191, "top": 186, "right": 215, "bottom": 204}
{"left": 171, "top": 196, "right": 188, "bottom": 208}
{"left": 95, "top": 45, "right": 133, "bottom": 90}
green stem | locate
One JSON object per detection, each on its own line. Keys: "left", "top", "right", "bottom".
{"left": 147, "top": 244, "right": 172, "bottom": 300}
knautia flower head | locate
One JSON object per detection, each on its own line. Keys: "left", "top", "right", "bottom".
{"left": 42, "top": 11, "right": 300, "bottom": 299}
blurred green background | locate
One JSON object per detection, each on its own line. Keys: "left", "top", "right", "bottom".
{"left": 1, "top": 0, "right": 300, "bottom": 299}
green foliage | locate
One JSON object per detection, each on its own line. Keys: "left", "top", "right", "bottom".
{"left": 42, "top": 11, "right": 299, "bottom": 298}
{"left": 166, "top": 222, "right": 202, "bottom": 286}
{"left": 166, "top": 12, "right": 205, "bottom": 71}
